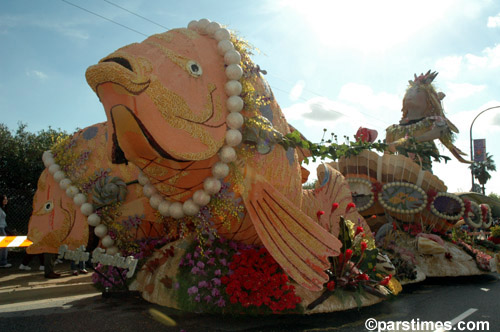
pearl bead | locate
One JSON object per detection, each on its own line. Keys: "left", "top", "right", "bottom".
{"left": 149, "top": 194, "right": 163, "bottom": 210}
{"left": 43, "top": 157, "right": 55, "bottom": 168}
{"left": 224, "top": 50, "right": 241, "bottom": 65}
{"left": 197, "top": 18, "right": 210, "bottom": 34}
{"left": 226, "top": 64, "right": 243, "bottom": 80}
{"left": 193, "top": 189, "right": 211, "bottom": 206}
{"left": 73, "top": 193, "right": 87, "bottom": 206}
{"left": 138, "top": 172, "right": 150, "bottom": 186}
{"left": 225, "top": 129, "right": 242, "bottom": 147}
{"left": 42, "top": 150, "right": 53, "bottom": 162}
{"left": 87, "top": 213, "right": 101, "bottom": 227}
{"left": 187, "top": 20, "right": 198, "bottom": 30}
{"left": 206, "top": 21, "right": 221, "bottom": 35}
{"left": 102, "top": 235, "right": 114, "bottom": 248}
{"left": 214, "top": 28, "right": 231, "bottom": 41}
{"left": 158, "top": 200, "right": 171, "bottom": 217}
{"left": 66, "top": 186, "right": 79, "bottom": 198}
{"left": 183, "top": 199, "right": 200, "bottom": 216}
{"left": 94, "top": 224, "right": 108, "bottom": 238}
{"left": 227, "top": 95, "right": 244, "bottom": 112}
{"left": 59, "top": 178, "right": 72, "bottom": 190}
{"left": 53, "top": 170, "right": 65, "bottom": 182}
{"left": 106, "top": 246, "right": 119, "bottom": 255}
{"left": 204, "top": 177, "right": 222, "bottom": 194}
{"left": 217, "top": 39, "right": 234, "bottom": 55}
{"left": 225, "top": 80, "right": 242, "bottom": 96}
{"left": 81, "top": 203, "right": 94, "bottom": 216}
{"left": 212, "top": 162, "right": 230, "bottom": 179}
{"left": 143, "top": 183, "right": 156, "bottom": 198}
{"left": 169, "top": 202, "right": 185, "bottom": 219}
{"left": 226, "top": 112, "right": 244, "bottom": 129}
{"left": 220, "top": 146, "right": 237, "bottom": 163}
{"left": 48, "top": 164, "right": 61, "bottom": 175}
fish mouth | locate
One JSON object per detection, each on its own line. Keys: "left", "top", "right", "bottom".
{"left": 86, "top": 53, "right": 151, "bottom": 95}
{"left": 110, "top": 105, "right": 186, "bottom": 164}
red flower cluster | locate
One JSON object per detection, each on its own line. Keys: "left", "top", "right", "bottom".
{"left": 426, "top": 189, "right": 437, "bottom": 210}
{"left": 221, "top": 247, "right": 301, "bottom": 313}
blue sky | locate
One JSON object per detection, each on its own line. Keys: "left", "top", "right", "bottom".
{"left": 1, "top": 0, "right": 500, "bottom": 194}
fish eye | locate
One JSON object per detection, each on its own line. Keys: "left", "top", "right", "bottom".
{"left": 186, "top": 60, "right": 202, "bottom": 77}
{"left": 44, "top": 201, "right": 54, "bottom": 212}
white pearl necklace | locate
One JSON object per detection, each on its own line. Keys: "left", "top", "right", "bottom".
{"left": 40, "top": 19, "right": 245, "bottom": 255}
{"left": 139, "top": 19, "right": 245, "bottom": 220}
{"left": 41, "top": 150, "right": 119, "bottom": 255}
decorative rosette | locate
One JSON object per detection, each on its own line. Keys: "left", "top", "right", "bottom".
{"left": 430, "top": 192, "right": 465, "bottom": 222}
{"left": 346, "top": 178, "right": 374, "bottom": 212}
{"left": 463, "top": 201, "right": 482, "bottom": 229}
{"left": 378, "top": 182, "right": 427, "bottom": 214}
{"left": 41, "top": 150, "right": 120, "bottom": 255}
{"left": 480, "top": 204, "right": 493, "bottom": 228}
{"left": 137, "top": 19, "right": 245, "bottom": 221}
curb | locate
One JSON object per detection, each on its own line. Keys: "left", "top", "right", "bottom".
{"left": 0, "top": 282, "right": 100, "bottom": 306}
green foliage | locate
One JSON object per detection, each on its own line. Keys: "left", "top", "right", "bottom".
{"left": 0, "top": 123, "right": 68, "bottom": 233}
{"left": 0, "top": 122, "right": 68, "bottom": 192}
{"left": 470, "top": 153, "right": 497, "bottom": 194}
{"left": 489, "top": 193, "right": 500, "bottom": 202}
{"left": 280, "top": 130, "right": 388, "bottom": 164}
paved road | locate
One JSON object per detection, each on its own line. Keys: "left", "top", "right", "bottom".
{"left": 1, "top": 273, "right": 498, "bottom": 332}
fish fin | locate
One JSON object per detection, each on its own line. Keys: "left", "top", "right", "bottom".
{"left": 440, "top": 138, "right": 473, "bottom": 164}
{"left": 243, "top": 177, "right": 341, "bottom": 291}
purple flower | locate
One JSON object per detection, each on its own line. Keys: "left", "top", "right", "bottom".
{"left": 219, "top": 258, "right": 227, "bottom": 266}
{"left": 194, "top": 294, "right": 201, "bottom": 302}
{"left": 198, "top": 280, "right": 209, "bottom": 288}
{"left": 196, "top": 261, "right": 205, "bottom": 269}
{"left": 185, "top": 253, "right": 192, "bottom": 260}
{"left": 203, "top": 295, "right": 213, "bottom": 303}
{"left": 216, "top": 297, "right": 226, "bottom": 307}
{"left": 212, "top": 278, "right": 221, "bottom": 286}
{"left": 188, "top": 259, "right": 194, "bottom": 266}
{"left": 211, "top": 288, "right": 220, "bottom": 297}
{"left": 193, "top": 251, "right": 199, "bottom": 258}
{"left": 174, "top": 282, "right": 180, "bottom": 290}
{"left": 215, "top": 248, "right": 223, "bottom": 256}
{"left": 187, "top": 286, "right": 198, "bottom": 295}
{"left": 214, "top": 269, "right": 221, "bottom": 276}
{"left": 191, "top": 266, "right": 200, "bottom": 274}
{"left": 207, "top": 257, "right": 216, "bottom": 266}
{"left": 229, "top": 241, "right": 238, "bottom": 250}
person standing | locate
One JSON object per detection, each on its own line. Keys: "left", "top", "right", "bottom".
{"left": 0, "top": 194, "right": 12, "bottom": 268}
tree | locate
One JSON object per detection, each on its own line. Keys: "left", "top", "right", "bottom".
{"left": 469, "top": 153, "right": 497, "bottom": 195}
{"left": 489, "top": 192, "right": 500, "bottom": 202}
{"left": 0, "top": 123, "right": 68, "bottom": 233}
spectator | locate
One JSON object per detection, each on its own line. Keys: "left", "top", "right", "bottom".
{"left": 19, "top": 253, "right": 45, "bottom": 271}
{"left": 44, "top": 253, "right": 61, "bottom": 278}
{"left": 0, "top": 194, "right": 12, "bottom": 268}
{"left": 71, "top": 260, "right": 88, "bottom": 276}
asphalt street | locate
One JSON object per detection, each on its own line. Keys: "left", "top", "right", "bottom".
{"left": 0, "top": 273, "right": 498, "bottom": 332}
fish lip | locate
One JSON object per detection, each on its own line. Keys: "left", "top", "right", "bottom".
{"left": 110, "top": 105, "right": 187, "bottom": 162}
{"left": 86, "top": 62, "right": 150, "bottom": 95}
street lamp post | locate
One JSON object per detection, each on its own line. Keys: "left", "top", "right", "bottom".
{"left": 469, "top": 105, "right": 500, "bottom": 191}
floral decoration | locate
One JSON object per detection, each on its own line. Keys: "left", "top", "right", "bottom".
{"left": 176, "top": 237, "right": 303, "bottom": 314}
{"left": 307, "top": 216, "right": 398, "bottom": 310}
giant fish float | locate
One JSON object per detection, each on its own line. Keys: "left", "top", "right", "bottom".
{"left": 29, "top": 19, "right": 400, "bottom": 314}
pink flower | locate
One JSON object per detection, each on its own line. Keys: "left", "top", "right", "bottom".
{"left": 187, "top": 286, "right": 198, "bottom": 295}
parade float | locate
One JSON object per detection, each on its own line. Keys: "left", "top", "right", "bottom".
{"left": 27, "top": 19, "right": 497, "bottom": 314}
{"left": 331, "top": 71, "right": 499, "bottom": 283}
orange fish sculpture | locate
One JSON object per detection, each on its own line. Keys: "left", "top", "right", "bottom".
{"left": 27, "top": 123, "right": 164, "bottom": 255}
{"left": 85, "top": 19, "right": 369, "bottom": 292}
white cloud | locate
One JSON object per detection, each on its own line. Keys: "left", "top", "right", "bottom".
{"left": 338, "top": 83, "right": 400, "bottom": 111}
{"left": 26, "top": 70, "right": 48, "bottom": 80}
{"left": 289, "top": 80, "right": 305, "bottom": 101}
{"left": 284, "top": 96, "right": 351, "bottom": 123}
{"left": 493, "top": 113, "right": 500, "bottom": 126}
{"left": 444, "top": 83, "right": 486, "bottom": 102}
{"left": 487, "top": 13, "right": 500, "bottom": 27}
{"left": 435, "top": 56, "right": 462, "bottom": 80}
